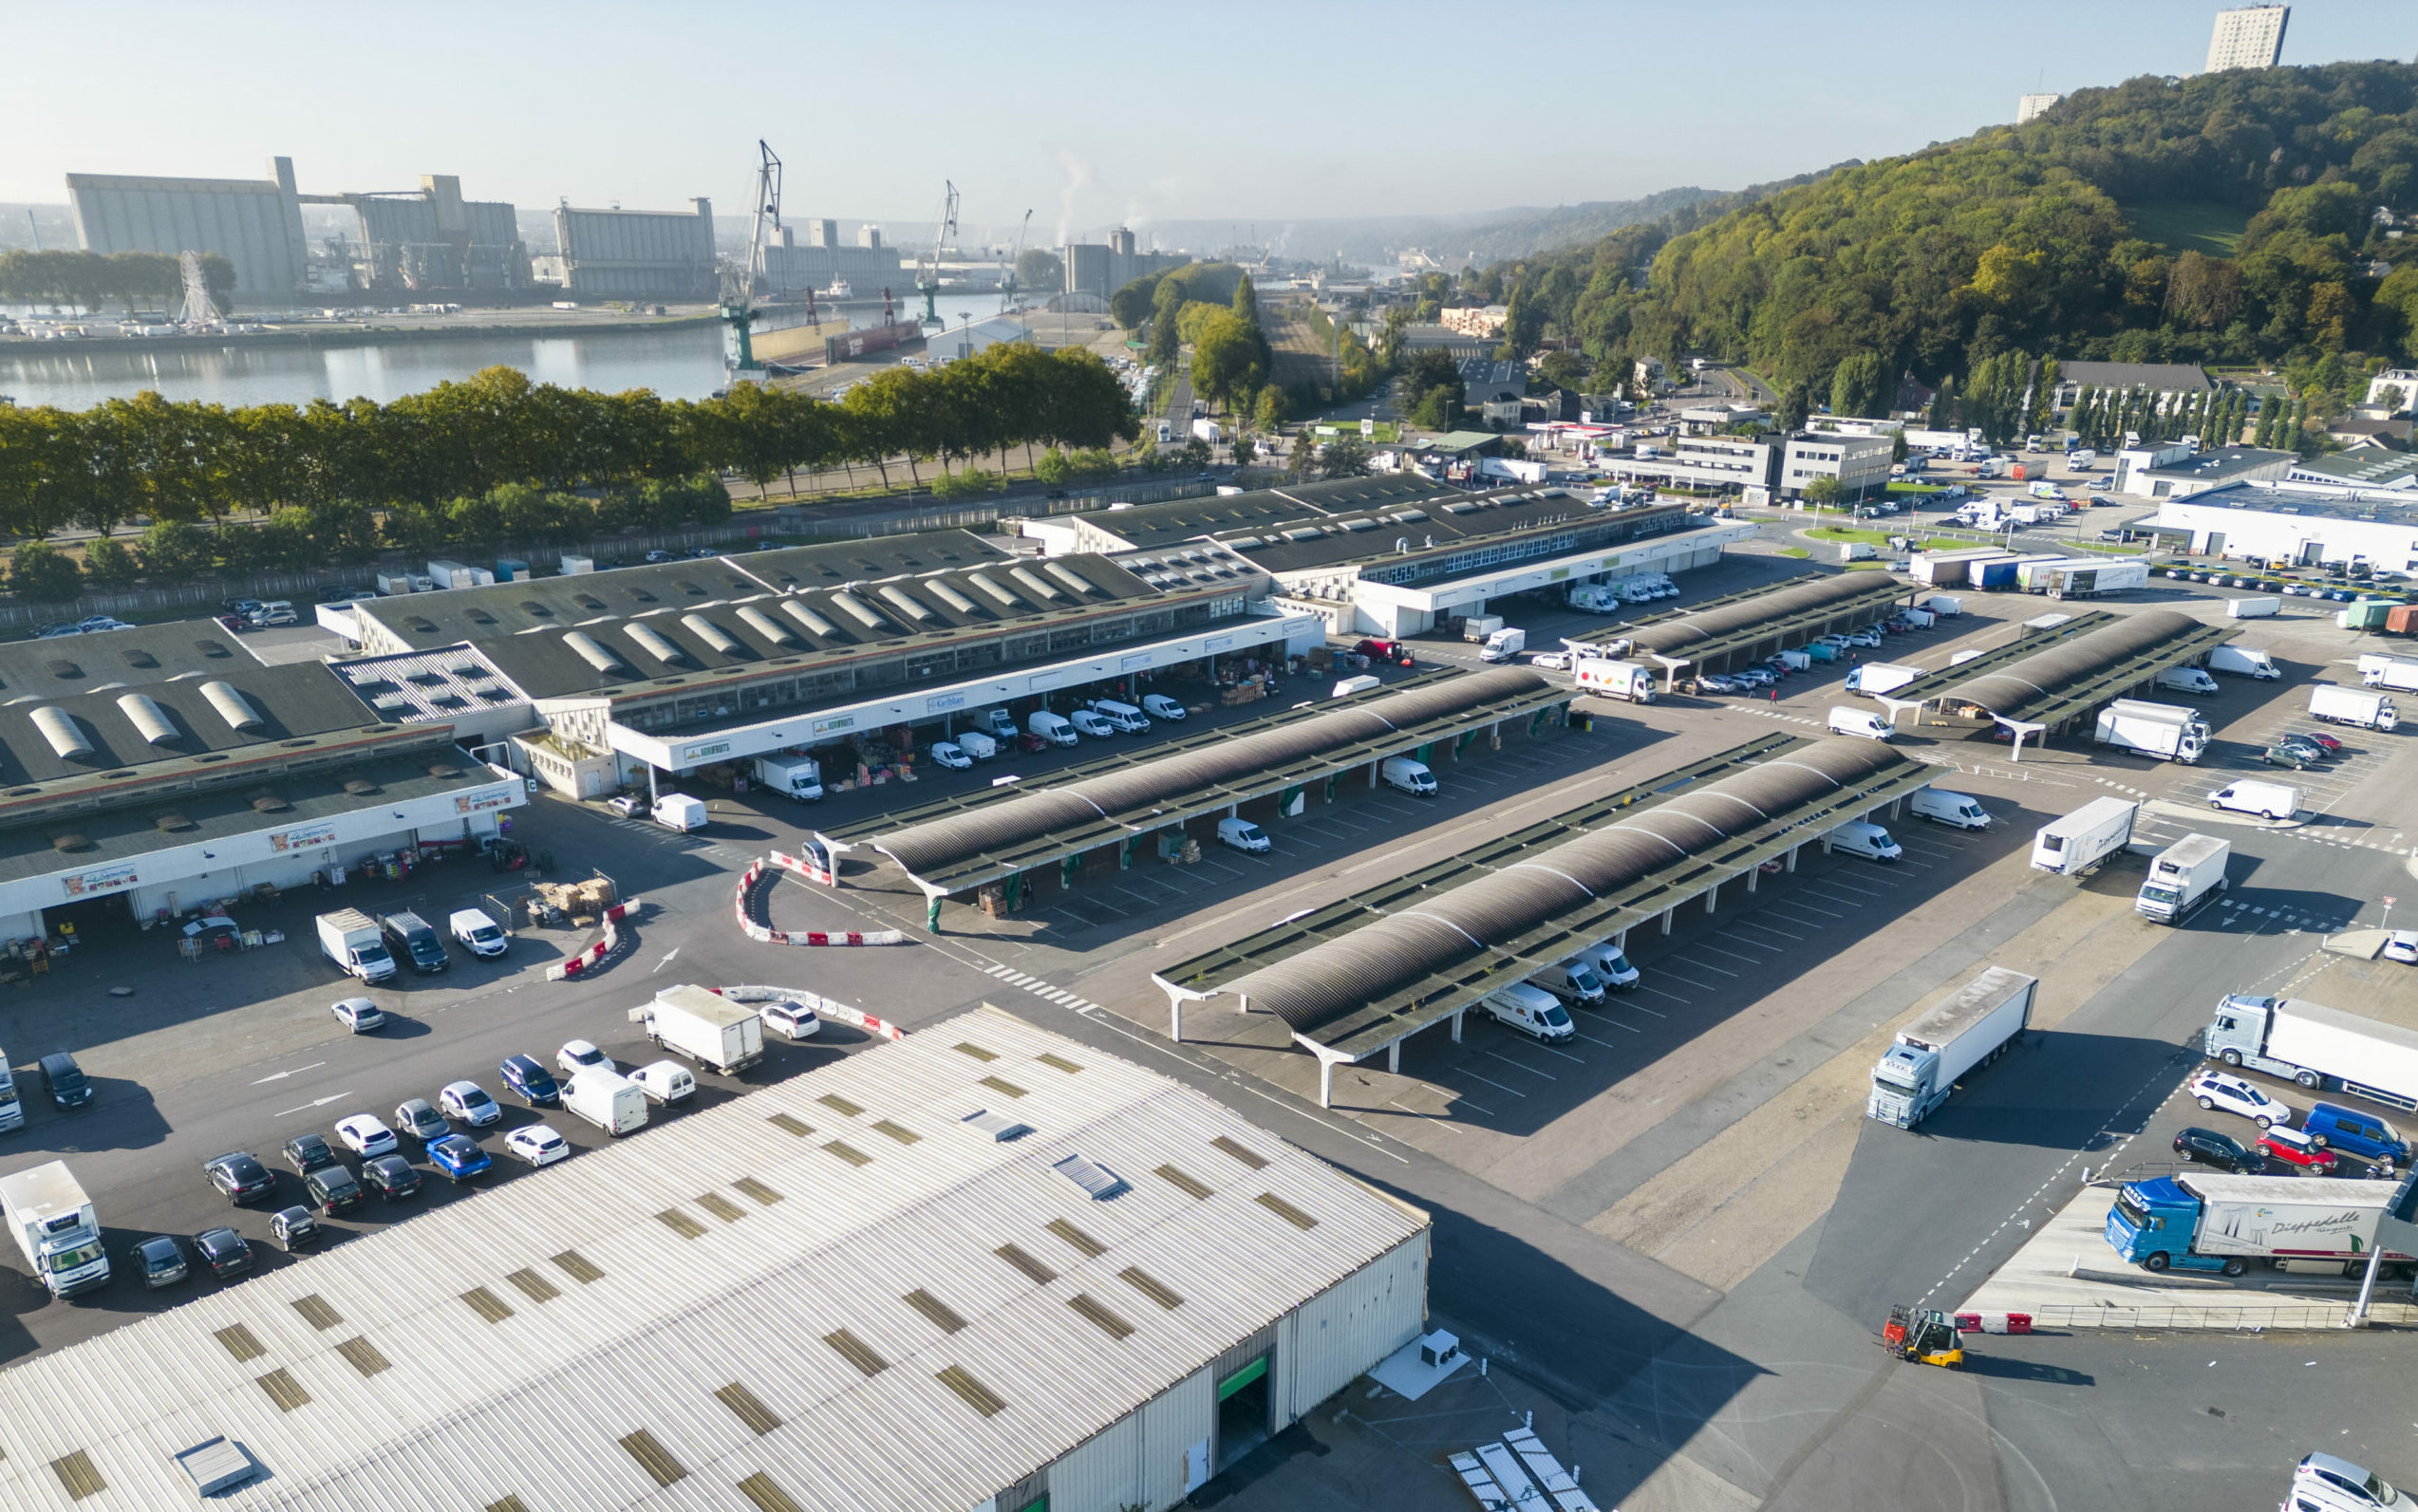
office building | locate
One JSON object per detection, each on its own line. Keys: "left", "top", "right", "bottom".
{"left": 2205, "top": 5, "right": 2288, "bottom": 71}
{"left": 1781, "top": 433, "right": 1894, "bottom": 500}
{"left": 2016, "top": 92, "right": 2063, "bottom": 124}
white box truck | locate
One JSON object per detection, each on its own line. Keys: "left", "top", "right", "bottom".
{"left": 2309, "top": 684, "right": 2399, "bottom": 731}
{"left": 1462, "top": 614, "right": 1506, "bottom": 643}
{"left": 631, "top": 983, "right": 765, "bottom": 1074}
{"left": 2225, "top": 596, "right": 2281, "bottom": 619}
{"left": 2030, "top": 796, "right": 2139, "bottom": 875}
{"left": 0, "top": 1050, "right": 22, "bottom": 1132}
{"left": 751, "top": 754, "right": 824, "bottom": 800}
{"left": 1866, "top": 967, "right": 2036, "bottom": 1128}
{"left": 2135, "top": 834, "right": 2230, "bottom": 924}
{"left": 653, "top": 793, "right": 709, "bottom": 831}
{"left": 1572, "top": 656, "right": 1656, "bottom": 702}
{"left": 2203, "top": 996, "right": 2418, "bottom": 1108}
{"left": 2207, "top": 644, "right": 2278, "bottom": 680}
{"left": 1566, "top": 584, "right": 1622, "bottom": 612}
{"left": 1844, "top": 662, "right": 1922, "bottom": 697}
{"left": 563, "top": 1068, "right": 648, "bottom": 1136}
{"left": 2, "top": 1161, "right": 111, "bottom": 1297}
{"left": 316, "top": 908, "right": 397, "bottom": 983}
{"left": 2092, "top": 700, "right": 2206, "bottom": 763}
{"left": 1479, "top": 627, "right": 1527, "bottom": 663}
{"left": 2360, "top": 658, "right": 2418, "bottom": 694}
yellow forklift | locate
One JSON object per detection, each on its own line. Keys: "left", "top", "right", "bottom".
{"left": 1881, "top": 1305, "right": 1965, "bottom": 1369}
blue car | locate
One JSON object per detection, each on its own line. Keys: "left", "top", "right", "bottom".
{"left": 2303, "top": 1102, "right": 2409, "bottom": 1166}
{"left": 427, "top": 1134, "right": 493, "bottom": 1184}
{"left": 500, "top": 1055, "right": 560, "bottom": 1107}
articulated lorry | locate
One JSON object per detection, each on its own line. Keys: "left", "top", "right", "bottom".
{"left": 1866, "top": 967, "right": 2037, "bottom": 1128}
{"left": 2030, "top": 796, "right": 2139, "bottom": 875}
{"left": 2105, "top": 1173, "right": 2413, "bottom": 1277}
{"left": 630, "top": 983, "right": 765, "bottom": 1074}
{"left": 316, "top": 908, "right": 397, "bottom": 983}
{"left": 2, "top": 1161, "right": 111, "bottom": 1297}
{"left": 2135, "top": 834, "right": 2230, "bottom": 924}
{"left": 2092, "top": 699, "right": 2207, "bottom": 763}
{"left": 2203, "top": 996, "right": 2418, "bottom": 1110}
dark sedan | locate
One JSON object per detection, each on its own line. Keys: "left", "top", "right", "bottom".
{"left": 361, "top": 1154, "right": 422, "bottom": 1201}
{"left": 281, "top": 1133, "right": 338, "bottom": 1178}
{"left": 2174, "top": 1126, "right": 2267, "bottom": 1173}
{"left": 193, "top": 1226, "right": 253, "bottom": 1279}
{"left": 303, "top": 1164, "right": 365, "bottom": 1216}
{"left": 203, "top": 1151, "right": 277, "bottom": 1206}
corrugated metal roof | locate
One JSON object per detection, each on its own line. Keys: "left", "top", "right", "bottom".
{"left": 1932, "top": 610, "right": 2203, "bottom": 722}
{"left": 1621, "top": 573, "right": 1901, "bottom": 657}
{"left": 0, "top": 1008, "right": 1426, "bottom": 1512}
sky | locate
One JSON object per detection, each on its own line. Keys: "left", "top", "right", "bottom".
{"left": 6, "top": 0, "right": 2414, "bottom": 246}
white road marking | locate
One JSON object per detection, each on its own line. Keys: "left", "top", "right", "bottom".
{"left": 252, "top": 1061, "right": 326, "bottom": 1085}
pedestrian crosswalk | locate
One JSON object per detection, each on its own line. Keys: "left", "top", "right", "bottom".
{"left": 980, "top": 960, "right": 1109, "bottom": 1015}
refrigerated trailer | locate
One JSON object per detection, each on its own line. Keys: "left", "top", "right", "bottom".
{"left": 2105, "top": 1173, "right": 2413, "bottom": 1276}
{"left": 2203, "top": 996, "right": 2418, "bottom": 1111}
{"left": 2029, "top": 797, "right": 2139, "bottom": 875}
{"left": 1866, "top": 967, "right": 2037, "bottom": 1128}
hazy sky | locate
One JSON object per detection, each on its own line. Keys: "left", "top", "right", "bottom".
{"left": 7, "top": 0, "right": 2412, "bottom": 242}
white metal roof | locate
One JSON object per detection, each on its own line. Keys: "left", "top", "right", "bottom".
{"left": 0, "top": 1006, "right": 1426, "bottom": 1512}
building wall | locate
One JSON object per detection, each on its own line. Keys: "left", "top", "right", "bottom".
{"left": 2207, "top": 4, "right": 2288, "bottom": 70}
{"left": 67, "top": 159, "right": 308, "bottom": 297}
{"left": 1042, "top": 1366, "right": 1215, "bottom": 1512}
{"left": 1277, "top": 1233, "right": 1429, "bottom": 1425}
{"left": 758, "top": 240, "right": 904, "bottom": 295}
{"left": 2147, "top": 501, "right": 2418, "bottom": 572}
{"left": 349, "top": 182, "right": 526, "bottom": 292}
{"left": 554, "top": 200, "right": 716, "bottom": 298}
{"left": 1782, "top": 435, "right": 1892, "bottom": 497}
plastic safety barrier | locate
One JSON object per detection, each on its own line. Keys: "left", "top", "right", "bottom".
{"left": 546, "top": 898, "right": 643, "bottom": 980}
{"left": 716, "top": 983, "right": 905, "bottom": 1041}
{"left": 736, "top": 857, "right": 907, "bottom": 947}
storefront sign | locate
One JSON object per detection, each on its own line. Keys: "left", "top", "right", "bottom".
{"left": 925, "top": 691, "right": 967, "bottom": 713}
{"left": 810, "top": 714, "right": 856, "bottom": 737}
{"left": 270, "top": 821, "right": 340, "bottom": 853}
{"left": 1205, "top": 636, "right": 1234, "bottom": 652}
{"left": 63, "top": 862, "right": 140, "bottom": 899}
{"left": 1118, "top": 654, "right": 1154, "bottom": 671}
{"left": 680, "top": 739, "right": 734, "bottom": 764}
{"left": 454, "top": 785, "right": 519, "bottom": 814}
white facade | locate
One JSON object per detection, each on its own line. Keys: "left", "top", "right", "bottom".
{"left": 2140, "top": 485, "right": 2418, "bottom": 572}
{"left": 2016, "top": 92, "right": 2063, "bottom": 123}
{"left": 1782, "top": 433, "right": 1894, "bottom": 498}
{"left": 2367, "top": 370, "right": 2418, "bottom": 415}
{"left": 2206, "top": 4, "right": 2288, "bottom": 70}
{"left": 1603, "top": 436, "right": 1776, "bottom": 493}
{"left": 1325, "top": 523, "right": 1751, "bottom": 639}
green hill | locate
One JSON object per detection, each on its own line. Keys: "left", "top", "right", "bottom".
{"left": 1496, "top": 63, "right": 2418, "bottom": 403}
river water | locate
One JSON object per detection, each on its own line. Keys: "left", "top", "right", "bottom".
{"left": 0, "top": 324, "right": 735, "bottom": 409}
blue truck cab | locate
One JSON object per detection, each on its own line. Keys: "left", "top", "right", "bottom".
{"left": 2105, "top": 1177, "right": 2247, "bottom": 1276}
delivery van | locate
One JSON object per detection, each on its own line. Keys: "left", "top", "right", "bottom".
{"left": 1827, "top": 706, "right": 1894, "bottom": 741}
{"left": 1829, "top": 820, "right": 1903, "bottom": 862}
{"left": 1480, "top": 982, "right": 1573, "bottom": 1042}
{"left": 955, "top": 730, "right": 999, "bottom": 761}
{"left": 1909, "top": 789, "right": 1993, "bottom": 831}
{"left": 2152, "top": 666, "right": 2219, "bottom": 697}
{"left": 1141, "top": 693, "right": 1187, "bottom": 721}
{"left": 1026, "top": 711, "right": 1079, "bottom": 747}
{"left": 2208, "top": 779, "right": 2298, "bottom": 821}
{"left": 1529, "top": 960, "right": 1607, "bottom": 1008}
{"left": 1215, "top": 817, "right": 1270, "bottom": 853}
{"left": 1090, "top": 698, "right": 1151, "bottom": 733}
{"left": 652, "top": 793, "right": 708, "bottom": 832}
{"left": 981, "top": 709, "right": 1019, "bottom": 740}
{"left": 1379, "top": 756, "right": 1436, "bottom": 796}
{"left": 1576, "top": 941, "right": 1640, "bottom": 992}
{"left": 1068, "top": 709, "right": 1115, "bottom": 739}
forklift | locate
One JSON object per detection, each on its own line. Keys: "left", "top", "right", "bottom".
{"left": 1881, "top": 1305, "right": 1965, "bottom": 1369}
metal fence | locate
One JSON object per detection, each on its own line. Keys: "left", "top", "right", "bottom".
{"left": 792, "top": 476, "right": 1219, "bottom": 538}
{"left": 2025, "top": 1299, "right": 2418, "bottom": 1331}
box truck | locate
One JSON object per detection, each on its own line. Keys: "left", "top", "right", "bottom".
{"left": 563, "top": 1068, "right": 648, "bottom": 1136}
{"left": 630, "top": 983, "right": 765, "bottom": 1074}
{"left": 751, "top": 754, "right": 824, "bottom": 801}
{"left": 1479, "top": 627, "right": 1528, "bottom": 663}
{"left": 0, "top": 1050, "right": 21, "bottom": 1131}
{"left": 2135, "top": 834, "right": 2230, "bottom": 924}
{"left": 2360, "top": 657, "right": 2418, "bottom": 694}
{"left": 2030, "top": 797, "right": 2139, "bottom": 874}
{"left": 2104, "top": 1174, "right": 2412, "bottom": 1277}
{"left": 2092, "top": 700, "right": 2206, "bottom": 763}
{"left": 2207, "top": 644, "right": 2278, "bottom": 680}
{"left": 2204, "top": 996, "right": 2418, "bottom": 1110}
{"left": 1866, "top": 967, "right": 2036, "bottom": 1128}
{"left": 3, "top": 1161, "right": 111, "bottom": 1297}
{"left": 2309, "top": 684, "right": 2399, "bottom": 731}
{"left": 1844, "top": 662, "right": 1922, "bottom": 697}
{"left": 1461, "top": 614, "right": 1506, "bottom": 643}
{"left": 1572, "top": 657, "right": 1656, "bottom": 701}
{"left": 2225, "top": 595, "right": 2281, "bottom": 620}
{"left": 2045, "top": 560, "right": 2150, "bottom": 598}
{"left": 316, "top": 908, "right": 397, "bottom": 983}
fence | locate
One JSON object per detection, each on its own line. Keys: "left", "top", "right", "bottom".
{"left": 792, "top": 476, "right": 1218, "bottom": 538}
{"left": 2024, "top": 1299, "right": 2418, "bottom": 1331}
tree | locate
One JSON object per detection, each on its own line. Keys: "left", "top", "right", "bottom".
{"left": 1802, "top": 475, "right": 1846, "bottom": 516}
{"left": 137, "top": 520, "right": 213, "bottom": 580}
{"left": 1320, "top": 436, "right": 1372, "bottom": 478}
{"left": 1776, "top": 383, "right": 1810, "bottom": 433}
{"left": 1014, "top": 249, "right": 1063, "bottom": 295}
{"left": 9, "top": 542, "right": 83, "bottom": 604}
{"left": 1828, "top": 352, "right": 1887, "bottom": 420}
{"left": 83, "top": 536, "right": 139, "bottom": 588}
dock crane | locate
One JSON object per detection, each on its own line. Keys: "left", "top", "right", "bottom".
{"left": 719, "top": 139, "right": 784, "bottom": 387}
{"left": 914, "top": 181, "right": 958, "bottom": 327}
{"left": 999, "top": 208, "right": 1033, "bottom": 314}
{"left": 745, "top": 140, "right": 784, "bottom": 297}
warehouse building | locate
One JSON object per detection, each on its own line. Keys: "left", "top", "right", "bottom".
{"left": 66, "top": 156, "right": 309, "bottom": 298}
{"left": 344, "top": 175, "right": 527, "bottom": 293}
{"left": 756, "top": 218, "right": 905, "bottom": 296}
{"left": 1062, "top": 228, "right": 1190, "bottom": 302}
{"left": 553, "top": 198, "right": 719, "bottom": 300}
{"left": 0, "top": 626, "right": 521, "bottom": 945}
{"left": 2133, "top": 481, "right": 2418, "bottom": 572}
{"left": 0, "top": 1008, "right": 1429, "bottom": 1512}
{"left": 2111, "top": 443, "right": 2296, "bottom": 499}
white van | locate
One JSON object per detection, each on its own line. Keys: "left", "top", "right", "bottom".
{"left": 1141, "top": 693, "right": 1187, "bottom": 721}
{"left": 1026, "top": 711, "right": 1079, "bottom": 747}
{"left": 1333, "top": 675, "right": 1382, "bottom": 699}
{"left": 1529, "top": 960, "right": 1607, "bottom": 1008}
{"left": 1380, "top": 756, "right": 1437, "bottom": 796}
{"left": 1068, "top": 709, "right": 1115, "bottom": 739}
{"left": 1829, "top": 820, "right": 1903, "bottom": 862}
{"left": 1090, "top": 698, "right": 1151, "bottom": 734}
{"left": 1827, "top": 706, "right": 1894, "bottom": 741}
{"left": 955, "top": 730, "right": 999, "bottom": 761}
{"left": 2209, "top": 779, "right": 2298, "bottom": 821}
{"left": 1480, "top": 982, "right": 1573, "bottom": 1042}
{"left": 2152, "top": 666, "right": 2219, "bottom": 697}
{"left": 652, "top": 793, "right": 708, "bottom": 831}
{"left": 1216, "top": 817, "right": 1270, "bottom": 852}
{"left": 1909, "top": 789, "right": 1992, "bottom": 831}
{"left": 629, "top": 1060, "right": 696, "bottom": 1104}
{"left": 929, "top": 740, "right": 972, "bottom": 769}
{"left": 1575, "top": 941, "right": 1640, "bottom": 992}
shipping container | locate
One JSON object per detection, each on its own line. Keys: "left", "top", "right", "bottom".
{"left": 826, "top": 320, "right": 925, "bottom": 364}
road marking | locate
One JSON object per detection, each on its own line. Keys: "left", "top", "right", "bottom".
{"left": 653, "top": 947, "right": 680, "bottom": 972}
{"left": 252, "top": 1061, "right": 327, "bottom": 1085}
{"left": 1484, "top": 1051, "right": 1557, "bottom": 1079}
{"left": 1635, "top": 985, "right": 1691, "bottom": 1007}
{"left": 276, "top": 1092, "right": 353, "bottom": 1117}
{"left": 1653, "top": 966, "right": 1724, "bottom": 989}
{"left": 1455, "top": 1069, "right": 1528, "bottom": 1097}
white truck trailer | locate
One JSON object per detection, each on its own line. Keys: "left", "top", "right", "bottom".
{"left": 2030, "top": 796, "right": 2139, "bottom": 875}
{"left": 1844, "top": 662, "right": 1922, "bottom": 697}
{"left": 2105, "top": 1173, "right": 2414, "bottom": 1277}
{"left": 1571, "top": 656, "right": 1656, "bottom": 702}
{"left": 1866, "top": 967, "right": 2037, "bottom": 1128}
{"left": 2309, "top": 684, "right": 2400, "bottom": 731}
{"left": 316, "top": 908, "right": 397, "bottom": 983}
{"left": 2224, "top": 595, "right": 2281, "bottom": 619}
{"left": 2207, "top": 644, "right": 2278, "bottom": 680}
{"left": 2135, "top": 834, "right": 2230, "bottom": 924}
{"left": 2359, "top": 657, "right": 2418, "bottom": 694}
{"left": 2203, "top": 996, "right": 2418, "bottom": 1109}
{"left": 750, "top": 754, "right": 824, "bottom": 801}
{"left": 2, "top": 1161, "right": 111, "bottom": 1297}
{"left": 562, "top": 1068, "right": 648, "bottom": 1136}
{"left": 630, "top": 983, "right": 766, "bottom": 1074}
{"left": 2092, "top": 700, "right": 2207, "bottom": 763}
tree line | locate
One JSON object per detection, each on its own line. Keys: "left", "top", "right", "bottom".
{"left": 2, "top": 250, "right": 236, "bottom": 315}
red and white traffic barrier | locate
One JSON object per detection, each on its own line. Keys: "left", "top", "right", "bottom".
{"left": 736, "top": 857, "right": 907, "bottom": 947}
{"left": 769, "top": 847, "right": 836, "bottom": 887}
{"left": 1953, "top": 1311, "right": 2032, "bottom": 1335}
{"left": 546, "top": 898, "right": 644, "bottom": 980}
{"left": 719, "top": 983, "right": 905, "bottom": 1041}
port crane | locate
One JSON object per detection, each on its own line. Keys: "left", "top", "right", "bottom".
{"left": 998, "top": 208, "right": 1033, "bottom": 315}
{"left": 745, "top": 140, "right": 784, "bottom": 297}
{"left": 914, "top": 181, "right": 958, "bottom": 327}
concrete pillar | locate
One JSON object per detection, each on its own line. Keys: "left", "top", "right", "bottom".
{"left": 1821, "top": 832, "right": 1835, "bottom": 854}
{"left": 1228, "top": 802, "right": 1239, "bottom": 817}
{"left": 1890, "top": 795, "right": 1903, "bottom": 820}
{"left": 1171, "top": 997, "right": 1185, "bottom": 1042}
{"left": 1787, "top": 845, "right": 1800, "bottom": 873}
{"left": 1387, "top": 1039, "right": 1401, "bottom": 1073}
{"left": 1368, "top": 761, "right": 1379, "bottom": 788}
{"left": 1319, "top": 1056, "right": 1336, "bottom": 1110}
{"left": 1613, "top": 928, "right": 1628, "bottom": 951}
{"left": 1660, "top": 906, "right": 1675, "bottom": 935}
{"left": 1451, "top": 1008, "right": 1465, "bottom": 1043}
{"left": 2010, "top": 730, "right": 2028, "bottom": 762}
{"left": 1746, "top": 865, "right": 1758, "bottom": 893}
{"left": 1705, "top": 886, "right": 1718, "bottom": 915}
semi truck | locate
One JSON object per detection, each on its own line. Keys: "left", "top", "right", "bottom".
{"left": 750, "top": 754, "right": 824, "bottom": 801}
{"left": 2105, "top": 1173, "right": 2413, "bottom": 1277}
{"left": 1866, "top": 966, "right": 2036, "bottom": 1128}
{"left": 2135, "top": 834, "right": 2230, "bottom": 924}
{"left": 629, "top": 983, "right": 765, "bottom": 1074}
{"left": 2030, "top": 796, "right": 2139, "bottom": 875}
{"left": 1571, "top": 656, "right": 1656, "bottom": 701}
{"left": 2044, "top": 560, "right": 2149, "bottom": 598}
{"left": 316, "top": 908, "right": 397, "bottom": 983}
{"left": 2207, "top": 644, "right": 2278, "bottom": 680}
{"left": 2092, "top": 700, "right": 2206, "bottom": 763}
{"left": 1844, "top": 662, "right": 1922, "bottom": 697}
{"left": 2, "top": 1161, "right": 111, "bottom": 1297}
{"left": 2309, "top": 684, "right": 2400, "bottom": 731}
{"left": 2203, "top": 996, "right": 2418, "bottom": 1110}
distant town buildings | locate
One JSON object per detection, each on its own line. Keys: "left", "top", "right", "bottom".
{"left": 1439, "top": 304, "right": 1509, "bottom": 338}
{"left": 1062, "top": 226, "right": 1190, "bottom": 303}
{"left": 2205, "top": 4, "right": 2288, "bottom": 72}
{"left": 2016, "top": 92, "right": 2063, "bottom": 124}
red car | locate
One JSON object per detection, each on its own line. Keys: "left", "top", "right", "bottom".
{"left": 2257, "top": 1126, "right": 2339, "bottom": 1174}
{"left": 1354, "top": 638, "right": 1414, "bottom": 665}
{"left": 2294, "top": 731, "right": 2345, "bottom": 756}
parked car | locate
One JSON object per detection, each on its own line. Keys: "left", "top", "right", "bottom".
{"left": 203, "top": 1151, "right": 276, "bottom": 1205}
{"left": 269, "top": 1205, "right": 320, "bottom": 1252}
{"left": 505, "top": 1125, "right": 570, "bottom": 1166}
{"left": 2184, "top": 1070, "right": 2290, "bottom": 1129}
{"left": 499, "top": 1054, "right": 560, "bottom": 1106}
{"left": 2293, "top": 730, "right": 2345, "bottom": 756}
{"left": 193, "top": 1226, "right": 253, "bottom": 1279}
{"left": 37, "top": 1052, "right": 92, "bottom": 1109}
{"left": 758, "top": 1001, "right": 821, "bottom": 1041}
{"left": 630, "top": 1061, "right": 696, "bottom": 1104}
{"left": 2382, "top": 930, "right": 2418, "bottom": 966}
{"left": 606, "top": 795, "right": 648, "bottom": 819}
{"left": 2294, "top": 1454, "right": 2404, "bottom": 1510}
{"left": 361, "top": 1153, "right": 422, "bottom": 1201}
{"left": 427, "top": 1133, "right": 492, "bottom": 1183}
{"left": 929, "top": 741, "right": 972, "bottom": 770}
{"left": 328, "top": 996, "right": 385, "bottom": 1034}
{"left": 557, "top": 1039, "right": 611, "bottom": 1078}
{"left": 1528, "top": 650, "right": 1571, "bottom": 671}
{"left": 2172, "top": 1126, "right": 2266, "bottom": 1172}
{"left": 1696, "top": 673, "right": 1740, "bottom": 694}
{"left": 439, "top": 1080, "right": 502, "bottom": 1128}
{"left": 304, "top": 1164, "right": 365, "bottom": 1215}
{"left": 393, "top": 1098, "right": 448, "bottom": 1144}
{"left": 2256, "top": 1126, "right": 2339, "bottom": 1174}
{"left": 281, "top": 1133, "right": 339, "bottom": 1177}
{"left": 2276, "top": 734, "right": 2334, "bottom": 763}
{"left": 333, "top": 1114, "right": 398, "bottom": 1158}
{"left": 133, "top": 1234, "right": 189, "bottom": 1290}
